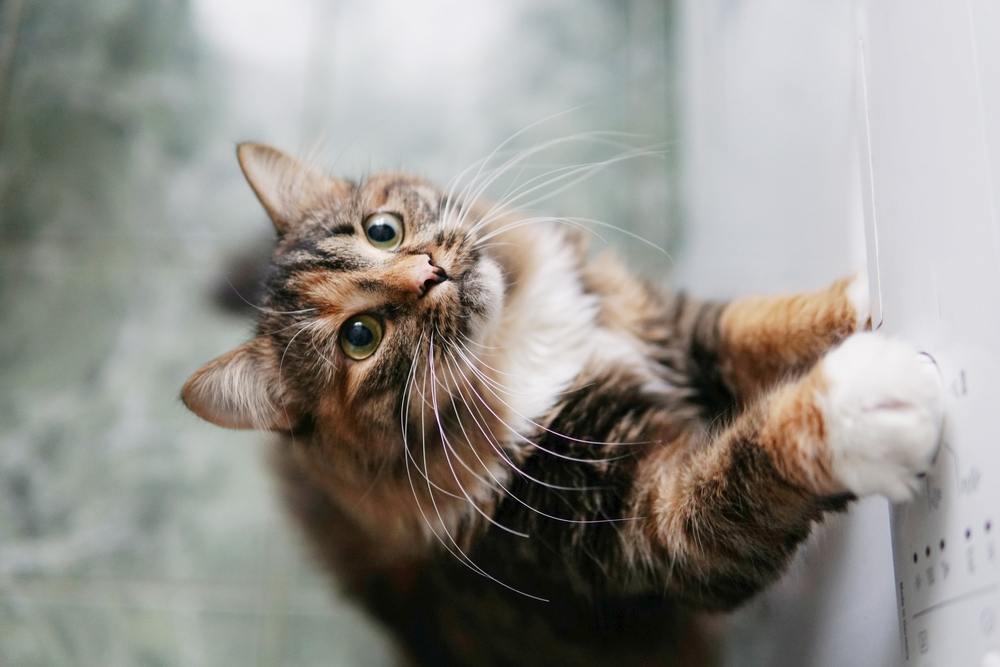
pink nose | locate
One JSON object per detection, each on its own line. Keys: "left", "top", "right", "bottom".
{"left": 396, "top": 254, "right": 448, "bottom": 297}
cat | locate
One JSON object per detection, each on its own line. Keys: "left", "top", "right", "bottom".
{"left": 181, "top": 143, "right": 944, "bottom": 666}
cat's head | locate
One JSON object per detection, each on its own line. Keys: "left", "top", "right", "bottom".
{"left": 182, "top": 144, "right": 506, "bottom": 455}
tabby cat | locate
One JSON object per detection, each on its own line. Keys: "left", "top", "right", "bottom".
{"left": 182, "top": 143, "right": 944, "bottom": 666}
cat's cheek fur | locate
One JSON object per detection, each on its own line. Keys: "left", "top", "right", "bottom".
{"left": 464, "top": 257, "right": 505, "bottom": 341}
{"left": 817, "top": 332, "right": 944, "bottom": 502}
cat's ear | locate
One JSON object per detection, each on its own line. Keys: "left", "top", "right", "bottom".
{"left": 181, "top": 336, "right": 297, "bottom": 431}
{"left": 236, "top": 143, "right": 348, "bottom": 234}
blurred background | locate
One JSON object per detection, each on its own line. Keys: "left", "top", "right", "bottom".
{"left": 0, "top": 1, "right": 895, "bottom": 665}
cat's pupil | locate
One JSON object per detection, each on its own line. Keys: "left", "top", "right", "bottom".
{"left": 345, "top": 321, "right": 374, "bottom": 347}
{"left": 367, "top": 223, "right": 396, "bottom": 243}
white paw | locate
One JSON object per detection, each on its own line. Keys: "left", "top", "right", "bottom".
{"left": 846, "top": 271, "right": 870, "bottom": 330}
{"left": 819, "top": 333, "right": 944, "bottom": 503}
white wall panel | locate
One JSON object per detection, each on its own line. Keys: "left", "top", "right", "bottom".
{"left": 859, "top": 1, "right": 1000, "bottom": 664}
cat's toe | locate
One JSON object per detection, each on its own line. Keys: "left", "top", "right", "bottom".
{"left": 845, "top": 271, "right": 870, "bottom": 331}
{"left": 818, "top": 332, "right": 944, "bottom": 503}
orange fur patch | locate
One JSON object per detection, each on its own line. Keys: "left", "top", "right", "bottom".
{"left": 719, "top": 276, "right": 859, "bottom": 399}
{"left": 757, "top": 368, "right": 837, "bottom": 494}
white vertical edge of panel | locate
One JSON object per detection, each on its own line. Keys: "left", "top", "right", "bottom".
{"left": 854, "top": 4, "right": 883, "bottom": 331}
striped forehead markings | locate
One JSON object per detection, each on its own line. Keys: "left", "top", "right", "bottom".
{"left": 329, "top": 222, "right": 355, "bottom": 236}
{"left": 288, "top": 253, "right": 368, "bottom": 274}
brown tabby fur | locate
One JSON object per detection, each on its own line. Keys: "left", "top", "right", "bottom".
{"left": 183, "top": 144, "right": 869, "bottom": 666}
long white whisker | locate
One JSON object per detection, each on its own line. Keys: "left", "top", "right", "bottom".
{"left": 451, "top": 342, "right": 541, "bottom": 399}
{"left": 458, "top": 330, "right": 501, "bottom": 352}
{"left": 478, "top": 215, "right": 671, "bottom": 260}
{"left": 459, "top": 133, "right": 652, "bottom": 234}
{"left": 441, "top": 348, "right": 595, "bottom": 493}
{"left": 223, "top": 276, "right": 317, "bottom": 316}
{"left": 442, "top": 349, "right": 637, "bottom": 528}
{"left": 445, "top": 350, "right": 592, "bottom": 487}
{"left": 442, "top": 107, "right": 594, "bottom": 227}
{"left": 458, "top": 362, "right": 628, "bottom": 465}
{"left": 415, "top": 337, "right": 547, "bottom": 601}
{"left": 298, "top": 319, "right": 338, "bottom": 376}
{"left": 462, "top": 132, "right": 650, "bottom": 219}
{"left": 428, "top": 337, "right": 528, "bottom": 538}
{"left": 274, "top": 321, "right": 312, "bottom": 435}
{"left": 451, "top": 344, "right": 648, "bottom": 449}
{"left": 471, "top": 141, "right": 661, "bottom": 232}
{"left": 401, "top": 331, "right": 464, "bottom": 499}
{"left": 402, "top": 406, "right": 512, "bottom": 591}
{"left": 257, "top": 316, "right": 320, "bottom": 337}
{"left": 471, "top": 144, "right": 669, "bottom": 236}
{"left": 560, "top": 216, "right": 671, "bottom": 258}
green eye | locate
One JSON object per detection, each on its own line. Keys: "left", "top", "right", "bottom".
{"left": 340, "top": 314, "right": 383, "bottom": 360}
{"left": 363, "top": 212, "right": 404, "bottom": 249}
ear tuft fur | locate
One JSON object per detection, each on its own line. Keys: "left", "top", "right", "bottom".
{"left": 181, "top": 336, "right": 296, "bottom": 431}
{"left": 236, "top": 142, "right": 345, "bottom": 234}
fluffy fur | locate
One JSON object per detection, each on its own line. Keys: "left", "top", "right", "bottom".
{"left": 182, "top": 144, "right": 944, "bottom": 666}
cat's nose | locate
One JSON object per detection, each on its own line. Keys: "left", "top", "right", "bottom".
{"left": 394, "top": 254, "right": 448, "bottom": 297}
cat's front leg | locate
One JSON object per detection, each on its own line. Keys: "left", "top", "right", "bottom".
{"left": 715, "top": 273, "right": 870, "bottom": 398}
{"left": 630, "top": 332, "right": 943, "bottom": 609}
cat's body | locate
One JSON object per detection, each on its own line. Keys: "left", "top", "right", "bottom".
{"left": 183, "top": 144, "right": 944, "bottom": 666}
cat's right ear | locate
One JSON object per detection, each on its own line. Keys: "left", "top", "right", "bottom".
{"left": 181, "top": 336, "right": 298, "bottom": 431}
{"left": 236, "top": 143, "right": 349, "bottom": 235}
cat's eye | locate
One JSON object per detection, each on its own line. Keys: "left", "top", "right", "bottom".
{"left": 339, "top": 314, "right": 383, "bottom": 360}
{"left": 363, "top": 212, "right": 404, "bottom": 250}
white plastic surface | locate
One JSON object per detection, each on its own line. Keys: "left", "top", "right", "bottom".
{"left": 679, "top": 2, "right": 902, "bottom": 664}
{"left": 857, "top": 1, "right": 1000, "bottom": 664}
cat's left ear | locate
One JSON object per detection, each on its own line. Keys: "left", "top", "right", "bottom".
{"left": 181, "top": 336, "right": 298, "bottom": 431}
{"left": 236, "top": 142, "right": 351, "bottom": 235}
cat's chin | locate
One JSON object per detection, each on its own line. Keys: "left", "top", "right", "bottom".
{"left": 420, "top": 278, "right": 454, "bottom": 306}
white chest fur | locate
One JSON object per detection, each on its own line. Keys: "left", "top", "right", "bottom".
{"left": 478, "top": 228, "right": 603, "bottom": 438}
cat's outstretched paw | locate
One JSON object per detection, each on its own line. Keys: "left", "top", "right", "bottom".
{"left": 819, "top": 332, "right": 944, "bottom": 503}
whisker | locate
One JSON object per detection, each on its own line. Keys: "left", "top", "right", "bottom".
{"left": 223, "top": 276, "right": 318, "bottom": 316}
{"left": 458, "top": 331, "right": 502, "bottom": 352}
{"left": 299, "top": 319, "right": 338, "bottom": 376}
{"left": 412, "top": 338, "right": 547, "bottom": 601}
{"left": 442, "top": 107, "right": 595, "bottom": 227}
{"left": 459, "top": 366, "right": 628, "bottom": 465}
{"left": 456, "top": 337, "right": 600, "bottom": 398}
{"left": 442, "top": 349, "right": 637, "bottom": 527}
{"left": 452, "top": 343, "right": 541, "bottom": 399}
{"left": 257, "top": 316, "right": 320, "bottom": 337}
{"left": 452, "top": 344, "right": 648, "bottom": 448}
{"left": 477, "top": 215, "right": 671, "bottom": 260}
{"left": 440, "top": 348, "right": 598, "bottom": 492}
{"left": 402, "top": 416, "right": 518, "bottom": 593}
{"left": 561, "top": 216, "right": 672, "bottom": 259}
{"left": 469, "top": 241, "right": 519, "bottom": 252}
{"left": 401, "top": 331, "right": 464, "bottom": 499}
{"left": 275, "top": 321, "right": 311, "bottom": 434}
{"left": 470, "top": 143, "right": 669, "bottom": 238}
{"left": 474, "top": 215, "right": 612, "bottom": 249}
{"left": 470, "top": 141, "right": 663, "bottom": 232}
{"left": 460, "top": 133, "right": 655, "bottom": 234}
{"left": 428, "top": 336, "right": 528, "bottom": 538}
